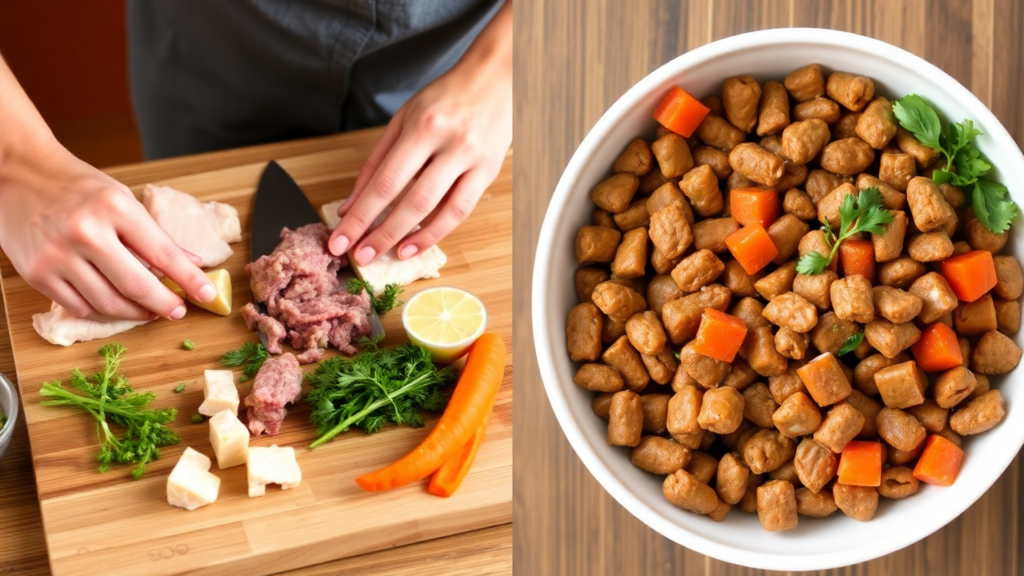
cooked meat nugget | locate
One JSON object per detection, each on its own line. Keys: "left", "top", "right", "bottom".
{"left": 728, "top": 143, "right": 785, "bottom": 187}
{"left": 614, "top": 138, "right": 653, "bottom": 176}
{"left": 820, "top": 138, "right": 875, "bottom": 175}
{"left": 680, "top": 164, "right": 724, "bottom": 217}
{"left": 652, "top": 132, "right": 695, "bottom": 178}
{"left": 784, "top": 63, "right": 825, "bottom": 102}
{"left": 854, "top": 97, "right": 898, "bottom": 149}
{"left": 826, "top": 72, "right": 875, "bottom": 111}
{"left": 591, "top": 173, "right": 639, "bottom": 213}
{"left": 649, "top": 203, "right": 694, "bottom": 259}
{"left": 780, "top": 118, "right": 831, "bottom": 164}
{"left": 763, "top": 292, "right": 818, "bottom": 333}
{"left": 722, "top": 76, "right": 762, "bottom": 133}
{"left": 757, "top": 80, "right": 790, "bottom": 136}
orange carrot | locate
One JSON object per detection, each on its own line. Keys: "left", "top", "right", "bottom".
{"left": 725, "top": 223, "right": 779, "bottom": 275}
{"left": 356, "top": 333, "right": 506, "bottom": 492}
{"left": 428, "top": 412, "right": 491, "bottom": 498}
{"left": 653, "top": 87, "right": 710, "bottom": 138}
{"left": 692, "top": 309, "right": 748, "bottom": 363}
{"left": 839, "top": 239, "right": 875, "bottom": 283}
{"left": 837, "top": 441, "right": 884, "bottom": 487}
{"left": 911, "top": 323, "right": 963, "bottom": 372}
{"left": 730, "top": 188, "right": 779, "bottom": 229}
{"left": 913, "top": 435, "right": 964, "bottom": 486}
{"left": 941, "top": 250, "right": 997, "bottom": 302}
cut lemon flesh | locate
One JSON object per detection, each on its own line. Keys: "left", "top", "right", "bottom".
{"left": 161, "top": 269, "right": 233, "bottom": 316}
{"left": 402, "top": 287, "right": 487, "bottom": 363}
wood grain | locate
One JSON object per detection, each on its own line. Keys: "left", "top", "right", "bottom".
{"left": 0, "top": 128, "right": 512, "bottom": 575}
{"left": 513, "top": 1, "right": 1024, "bottom": 574}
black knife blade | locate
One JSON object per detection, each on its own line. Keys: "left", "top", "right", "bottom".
{"left": 250, "top": 161, "right": 383, "bottom": 347}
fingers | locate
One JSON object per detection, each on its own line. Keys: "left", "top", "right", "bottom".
{"left": 329, "top": 126, "right": 435, "bottom": 257}
{"left": 86, "top": 239, "right": 189, "bottom": 320}
{"left": 352, "top": 152, "right": 467, "bottom": 265}
{"left": 62, "top": 260, "right": 154, "bottom": 321}
{"left": 399, "top": 168, "right": 492, "bottom": 258}
{"left": 36, "top": 278, "right": 95, "bottom": 319}
{"left": 336, "top": 110, "right": 406, "bottom": 219}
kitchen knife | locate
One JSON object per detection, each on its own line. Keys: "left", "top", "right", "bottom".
{"left": 250, "top": 161, "right": 384, "bottom": 347}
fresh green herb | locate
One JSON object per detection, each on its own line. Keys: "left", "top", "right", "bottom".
{"left": 174, "top": 383, "right": 186, "bottom": 393}
{"left": 182, "top": 340, "right": 195, "bottom": 351}
{"left": 673, "top": 350, "right": 680, "bottom": 361}
{"left": 38, "top": 344, "right": 179, "bottom": 479}
{"left": 221, "top": 342, "right": 268, "bottom": 380}
{"left": 347, "top": 278, "right": 405, "bottom": 314}
{"left": 306, "top": 336, "right": 456, "bottom": 449}
{"left": 191, "top": 414, "right": 204, "bottom": 424}
{"left": 796, "top": 188, "right": 894, "bottom": 275}
{"left": 893, "top": 94, "right": 1017, "bottom": 233}
{"left": 838, "top": 332, "right": 865, "bottom": 356}
{"left": 0, "top": 411, "right": 6, "bottom": 431}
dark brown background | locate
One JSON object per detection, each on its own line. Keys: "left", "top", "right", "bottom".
{"left": 513, "top": 1, "right": 1024, "bottom": 574}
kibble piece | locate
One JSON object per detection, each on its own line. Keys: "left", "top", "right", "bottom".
{"left": 661, "top": 284, "right": 732, "bottom": 344}
{"left": 625, "top": 311, "right": 667, "bottom": 356}
{"left": 895, "top": 127, "right": 940, "bottom": 168}
{"left": 907, "top": 400, "right": 948, "bottom": 433}
{"left": 756, "top": 480, "right": 799, "bottom": 532}
{"left": 686, "top": 450, "right": 720, "bottom": 484}
{"left": 652, "top": 132, "right": 695, "bottom": 178}
{"left": 907, "top": 231, "right": 954, "bottom": 262}
{"left": 697, "top": 114, "right": 746, "bottom": 152}
{"left": 573, "top": 363, "right": 623, "bottom": 393}
{"left": 566, "top": 303, "right": 603, "bottom": 362}
{"left": 993, "top": 255, "right": 1024, "bottom": 300}
{"left": 641, "top": 350, "right": 678, "bottom": 385}
{"left": 649, "top": 204, "right": 694, "bottom": 259}
{"left": 794, "top": 270, "right": 839, "bottom": 311}
{"left": 864, "top": 319, "right": 921, "bottom": 359}
{"left": 810, "top": 312, "right": 860, "bottom": 356}
{"left": 601, "top": 336, "right": 650, "bottom": 393}
{"left": 854, "top": 97, "right": 897, "bottom": 149}
{"left": 728, "top": 143, "right": 785, "bottom": 188}
{"left": 591, "top": 173, "right": 639, "bottom": 213}
{"left": 614, "top": 138, "right": 653, "bottom": 175}
{"left": 722, "top": 76, "right": 762, "bottom": 133}
{"left": 814, "top": 403, "right": 865, "bottom": 453}
{"left": 680, "top": 164, "right": 724, "bottom": 217}
{"left": 607, "top": 390, "right": 644, "bottom": 447}
{"left": 793, "top": 97, "right": 841, "bottom": 124}
{"left": 692, "top": 218, "right": 741, "bottom": 253}
{"left": 680, "top": 341, "right": 732, "bottom": 389}
{"left": 748, "top": 326, "right": 789, "bottom": 377}
{"left": 716, "top": 452, "right": 751, "bottom": 505}
{"left": 793, "top": 438, "right": 838, "bottom": 493}
{"left": 878, "top": 466, "right": 919, "bottom": 499}
{"left": 757, "top": 80, "right": 791, "bottom": 136}
{"left": 742, "top": 382, "right": 780, "bottom": 429}
{"left": 671, "top": 249, "right": 725, "bottom": 292}
{"left": 755, "top": 261, "right": 798, "bottom": 301}
{"left": 820, "top": 138, "right": 875, "bottom": 175}
{"left": 796, "top": 488, "right": 838, "bottom": 517}
{"left": 933, "top": 366, "right": 977, "bottom": 409}
{"left": 773, "top": 392, "right": 822, "bottom": 438}
{"left": 826, "top": 72, "right": 875, "bottom": 111}
{"left": 872, "top": 286, "right": 922, "bottom": 324}
{"left": 876, "top": 407, "right": 926, "bottom": 452}
{"left": 880, "top": 257, "right": 927, "bottom": 289}
{"left": 784, "top": 63, "right": 825, "bottom": 102}
{"left": 953, "top": 294, "right": 998, "bottom": 336}
{"left": 873, "top": 361, "right": 926, "bottom": 409}
{"left": 575, "top": 267, "right": 610, "bottom": 304}
{"left": 846, "top": 389, "right": 883, "bottom": 438}
{"left": 698, "top": 386, "right": 745, "bottom": 434}
{"left": 663, "top": 469, "right": 718, "bottom": 514}
{"left": 971, "top": 330, "right": 1023, "bottom": 375}
{"left": 575, "top": 226, "right": 621, "bottom": 265}
{"left": 879, "top": 152, "right": 916, "bottom": 192}
{"left": 909, "top": 272, "right": 959, "bottom": 323}
{"left": 831, "top": 275, "right": 875, "bottom": 323}
{"left": 631, "top": 436, "right": 690, "bottom": 474}
{"left": 743, "top": 429, "right": 798, "bottom": 474}
{"left": 783, "top": 189, "right": 817, "bottom": 220}
{"left": 780, "top": 118, "right": 831, "bottom": 164}
{"left": 640, "top": 394, "right": 671, "bottom": 434}
{"left": 775, "top": 327, "right": 810, "bottom": 360}
{"left": 591, "top": 281, "right": 647, "bottom": 322}
{"left": 610, "top": 227, "right": 649, "bottom": 278}
{"left": 763, "top": 292, "right": 818, "bottom": 333}
{"left": 949, "top": 390, "right": 1005, "bottom": 435}
{"left": 646, "top": 181, "right": 691, "bottom": 220}
{"left": 963, "top": 207, "right": 1009, "bottom": 253}
{"left": 797, "top": 352, "right": 853, "bottom": 407}
{"left": 832, "top": 484, "right": 878, "bottom": 521}
{"left": 871, "top": 210, "right": 907, "bottom": 263}
{"left": 693, "top": 145, "right": 732, "bottom": 179}
{"left": 994, "top": 298, "right": 1020, "bottom": 335}
{"left": 768, "top": 215, "right": 810, "bottom": 265}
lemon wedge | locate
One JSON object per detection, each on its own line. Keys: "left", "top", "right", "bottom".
{"left": 402, "top": 287, "right": 487, "bottom": 363}
{"left": 161, "top": 269, "right": 233, "bottom": 316}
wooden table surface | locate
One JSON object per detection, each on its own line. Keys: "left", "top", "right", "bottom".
{"left": 0, "top": 131, "right": 512, "bottom": 575}
{"left": 513, "top": 1, "right": 1024, "bottom": 575}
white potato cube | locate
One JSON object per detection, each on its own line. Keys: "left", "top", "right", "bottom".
{"left": 199, "top": 369, "right": 239, "bottom": 417}
{"left": 247, "top": 445, "right": 302, "bottom": 497}
{"left": 167, "top": 447, "right": 220, "bottom": 511}
{"left": 209, "top": 410, "right": 249, "bottom": 469}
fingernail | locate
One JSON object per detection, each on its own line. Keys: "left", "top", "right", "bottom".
{"left": 331, "top": 235, "right": 349, "bottom": 256}
{"left": 399, "top": 244, "right": 418, "bottom": 260}
{"left": 198, "top": 283, "right": 217, "bottom": 303}
{"left": 356, "top": 246, "right": 376, "bottom": 266}
{"left": 170, "top": 306, "right": 186, "bottom": 320}
{"left": 147, "top": 312, "right": 159, "bottom": 321}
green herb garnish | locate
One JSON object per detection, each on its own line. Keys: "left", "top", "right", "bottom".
{"left": 191, "top": 414, "right": 204, "bottom": 424}
{"left": 306, "top": 336, "right": 456, "bottom": 449}
{"left": 347, "top": 278, "right": 405, "bottom": 314}
{"left": 182, "top": 340, "right": 195, "bottom": 351}
{"left": 0, "top": 412, "right": 6, "bottom": 431}
{"left": 893, "top": 94, "right": 1017, "bottom": 234}
{"left": 796, "top": 187, "right": 894, "bottom": 275}
{"left": 221, "top": 342, "right": 268, "bottom": 381}
{"left": 838, "top": 332, "right": 865, "bottom": 356}
{"left": 39, "top": 344, "right": 179, "bottom": 479}
{"left": 174, "top": 383, "right": 186, "bottom": 393}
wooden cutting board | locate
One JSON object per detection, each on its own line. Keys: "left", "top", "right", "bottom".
{"left": 0, "top": 132, "right": 513, "bottom": 576}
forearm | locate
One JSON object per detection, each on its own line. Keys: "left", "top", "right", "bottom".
{"left": 0, "top": 56, "right": 62, "bottom": 175}
{"left": 452, "top": 0, "right": 512, "bottom": 85}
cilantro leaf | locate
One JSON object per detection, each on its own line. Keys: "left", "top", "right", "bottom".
{"left": 347, "top": 278, "right": 405, "bottom": 314}
{"left": 972, "top": 179, "right": 1018, "bottom": 235}
{"left": 796, "top": 251, "right": 832, "bottom": 276}
{"left": 838, "top": 332, "right": 865, "bottom": 356}
{"left": 795, "top": 188, "right": 893, "bottom": 275}
{"left": 892, "top": 95, "right": 941, "bottom": 149}
{"left": 220, "top": 342, "right": 268, "bottom": 378}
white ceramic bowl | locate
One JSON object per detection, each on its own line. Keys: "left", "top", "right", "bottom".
{"left": 0, "top": 373, "right": 19, "bottom": 462}
{"left": 532, "top": 28, "right": 1024, "bottom": 571}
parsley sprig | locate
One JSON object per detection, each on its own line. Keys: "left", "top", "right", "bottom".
{"left": 796, "top": 187, "right": 893, "bottom": 276}
{"left": 347, "top": 278, "right": 405, "bottom": 315}
{"left": 838, "top": 332, "right": 865, "bottom": 356}
{"left": 220, "top": 342, "right": 268, "bottom": 383}
{"left": 893, "top": 94, "right": 1017, "bottom": 234}
{"left": 39, "top": 344, "right": 179, "bottom": 479}
{"left": 306, "top": 336, "right": 455, "bottom": 448}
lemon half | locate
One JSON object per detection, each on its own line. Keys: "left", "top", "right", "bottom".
{"left": 161, "top": 269, "right": 233, "bottom": 316}
{"left": 402, "top": 287, "right": 488, "bottom": 363}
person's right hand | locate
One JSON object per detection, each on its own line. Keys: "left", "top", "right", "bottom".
{"left": 0, "top": 144, "right": 216, "bottom": 321}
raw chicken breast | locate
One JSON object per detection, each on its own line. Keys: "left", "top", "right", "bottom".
{"left": 32, "top": 302, "right": 150, "bottom": 346}
{"left": 144, "top": 184, "right": 241, "bottom": 268}
{"left": 319, "top": 199, "right": 447, "bottom": 296}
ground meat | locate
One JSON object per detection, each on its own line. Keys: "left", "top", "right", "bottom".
{"left": 244, "top": 352, "right": 304, "bottom": 436}
{"left": 246, "top": 224, "right": 372, "bottom": 361}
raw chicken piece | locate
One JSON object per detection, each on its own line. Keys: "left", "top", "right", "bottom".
{"left": 144, "top": 184, "right": 241, "bottom": 268}
{"left": 319, "top": 199, "right": 447, "bottom": 295}
{"left": 32, "top": 303, "right": 149, "bottom": 346}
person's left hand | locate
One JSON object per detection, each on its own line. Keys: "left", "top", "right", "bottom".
{"left": 328, "top": 47, "right": 512, "bottom": 265}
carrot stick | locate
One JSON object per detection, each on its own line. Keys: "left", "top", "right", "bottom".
{"left": 730, "top": 188, "right": 779, "bottom": 229}
{"left": 427, "top": 412, "right": 491, "bottom": 497}
{"left": 837, "top": 440, "right": 883, "bottom": 487}
{"left": 691, "top": 309, "right": 748, "bottom": 363}
{"left": 839, "top": 239, "right": 875, "bottom": 283}
{"left": 725, "top": 223, "right": 779, "bottom": 275}
{"left": 941, "top": 250, "right": 997, "bottom": 302}
{"left": 913, "top": 435, "right": 964, "bottom": 486}
{"left": 911, "top": 323, "right": 963, "bottom": 372}
{"left": 653, "top": 87, "right": 710, "bottom": 138}
{"left": 356, "top": 333, "right": 506, "bottom": 492}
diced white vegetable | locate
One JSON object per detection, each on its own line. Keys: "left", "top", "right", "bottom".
{"left": 209, "top": 410, "right": 249, "bottom": 469}
{"left": 167, "top": 447, "right": 220, "bottom": 511}
{"left": 199, "top": 370, "right": 238, "bottom": 416}
{"left": 247, "top": 445, "right": 302, "bottom": 497}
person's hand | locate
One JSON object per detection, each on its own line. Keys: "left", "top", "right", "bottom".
{"left": 0, "top": 144, "right": 216, "bottom": 321}
{"left": 328, "top": 3, "right": 512, "bottom": 264}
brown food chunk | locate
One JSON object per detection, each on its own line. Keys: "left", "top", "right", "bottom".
{"left": 805, "top": 169, "right": 852, "bottom": 204}
{"left": 573, "top": 363, "right": 623, "bottom": 393}
{"left": 575, "top": 267, "right": 610, "bottom": 304}
{"left": 743, "top": 429, "right": 797, "bottom": 474}
{"left": 697, "top": 386, "right": 745, "bottom": 434}
{"left": 769, "top": 365, "right": 809, "bottom": 404}
{"left": 681, "top": 341, "right": 732, "bottom": 389}
{"left": 895, "top": 127, "right": 940, "bottom": 168}
{"left": 879, "top": 152, "right": 916, "bottom": 192}
{"left": 575, "top": 226, "right": 621, "bottom": 265}
{"left": 817, "top": 182, "right": 858, "bottom": 228}
{"left": 994, "top": 255, "right": 1024, "bottom": 299}
{"left": 755, "top": 261, "right": 798, "bottom": 301}
{"left": 793, "top": 97, "right": 841, "bottom": 124}
{"left": 854, "top": 97, "right": 897, "bottom": 149}
{"left": 592, "top": 393, "right": 613, "bottom": 419}
{"left": 874, "top": 361, "right": 926, "bottom": 408}
{"left": 809, "top": 311, "right": 860, "bottom": 356}
{"left": 607, "top": 390, "right": 643, "bottom": 446}
{"left": 783, "top": 189, "right": 817, "bottom": 220}
{"left": 722, "top": 76, "right": 762, "bottom": 133}
{"left": 794, "top": 270, "right": 838, "bottom": 311}
{"left": 780, "top": 118, "right": 831, "bottom": 164}
{"left": 909, "top": 272, "right": 959, "bottom": 323}
{"left": 796, "top": 488, "right": 838, "bottom": 517}
{"left": 692, "top": 145, "right": 732, "bottom": 179}
{"left": 692, "top": 218, "right": 741, "bottom": 253}
{"left": 856, "top": 173, "right": 906, "bottom": 210}
{"left": 591, "top": 281, "right": 646, "bottom": 322}
{"left": 721, "top": 259, "right": 762, "bottom": 298}
{"left": 722, "top": 359, "right": 758, "bottom": 391}
{"left": 663, "top": 469, "right": 718, "bottom": 514}
{"left": 963, "top": 208, "right": 1008, "bottom": 253}
{"left": 631, "top": 436, "right": 690, "bottom": 474}
{"left": 878, "top": 466, "right": 919, "bottom": 499}
{"left": 774, "top": 392, "right": 823, "bottom": 438}
{"left": 667, "top": 385, "right": 704, "bottom": 441}
{"left": 880, "top": 257, "right": 927, "bottom": 289}
{"left": 820, "top": 138, "right": 875, "bottom": 175}
{"left": 614, "top": 138, "right": 653, "bottom": 175}
{"left": 601, "top": 316, "right": 626, "bottom": 346}
{"left": 731, "top": 296, "right": 770, "bottom": 330}
{"left": 971, "top": 330, "right": 1023, "bottom": 374}
{"left": 933, "top": 366, "right": 977, "bottom": 409}
{"left": 871, "top": 211, "right": 907, "bottom": 263}
{"left": 876, "top": 407, "right": 926, "bottom": 452}
{"left": 756, "top": 480, "right": 799, "bottom": 532}
{"left": 953, "top": 293, "right": 998, "bottom": 336}
{"left": 834, "top": 111, "right": 862, "bottom": 140}
{"left": 648, "top": 204, "right": 694, "bottom": 259}
{"left": 610, "top": 227, "right": 648, "bottom": 279}
{"left": 907, "top": 400, "right": 948, "bottom": 433}
{"left": 641, "top": 350, "right": 677, "bottom": 385}
{"left": 646, "top": 274, "right": 684, "bottom": 317}
{"left": 768, "top": 214, "right": 810, "bottom": 264}
{"left": 949, "top": 390, "right": 1005, "bottom": 435}
{"left": 757, "top": 80, "right": 790, "bottom": 136}
{"left": 671, "top": 249, "right": 725, "bottom": 292}
{"left": 686, "top": 450, "right": 720, "bottom": 484}
{"left": 784, "top": 64, "right": 825, "bottom": 101}
{"left": 646, "top": 181, "right": 692, "bottom": 220}
{"left": 652, "top": 133, "right": 695, "bottom": 178}
{"left": 794, "top": 438, "right": 838, "bottom": 493}
{"left": 697, "top": 114, "right": 745, "bottom": 152}
{"left": 797, "top": 352, "right": 853, "bottom": 407}
{"left": 739, "top": 382, "right": 778, "bottom": 429}
{"left": 602, "top": 336, "right": 650, "bottom": 393}
{"left": 748, "top": 326, "right": 789, "bottom": 377}
{"left": 661, "top": 284, "right": 731, "bottom": 344}
{"left": 650, "top": 249, "right": 682, "bottom": 275}
{"left": 728, "top": 143, "right": 785, "bottom": 187}
{"left": 612, "top": 199, "right": 650, "bottom": 232}
{"left": 831, "top": 275, "right": 875, "bottom": 323}
{"left": 775, "top": 326, "right": 810, "bottom": 360}
{"left": 832, "top": 484, "right": 878, "bottom": 521}
{"left": 826, "top": 72, "right": 875, "bottom": 111}
{"left": 907, "top": 231, "right": 954, "bottom": 262}
{"left": 625, "top": 311, "right": 667, "bottom": 356}
{"left": 763, "top": 292, "right": 818, "bottom": 333}
{"left": 566, "top": 303, "right": 603, "bottom": 362}
{"left": 907, "top": 176, "right": 956, "bottom": 232}
{"left": 995, "top": 298, "right": 1021, "bottom": 335}
{"left": 872, "top": 286, "right": 922, "bottom": 324}
{"left": 679, "top": 164, "right": 724, "bottom": 217}
{"left": 846, "top": 389, "right": 883, "bottom": 438}
{"left": 591, "top": 173, "right": 639, "bottom": 214}
{"left": 814, "top": 403, "right": 865, "bottom": 452}
{"left": 864, "top": 319, "right": 921, "bottom": 359}
{"left": 716, "top": 452, "right": 751, "bottom": 505}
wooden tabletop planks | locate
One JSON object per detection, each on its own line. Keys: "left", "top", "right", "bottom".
{"left": 0, "top": 128, "right": 513, "bottom": 575}
{"left": 513, "top": 1, "right": 1024, "bottom": 575}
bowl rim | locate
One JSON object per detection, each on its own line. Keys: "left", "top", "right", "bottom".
{"left": 532, "top": 27, "right": 1024, "bottom": 571}
{"left": 0, "top": 373, "right": 19, "bottom": 446}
